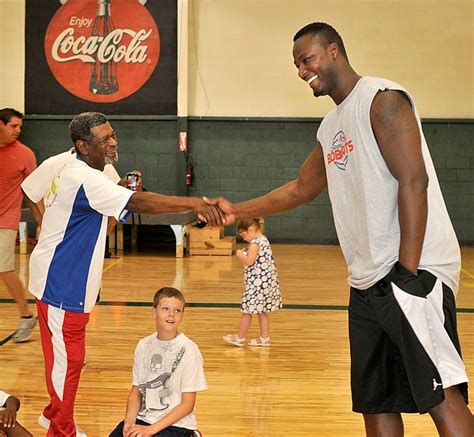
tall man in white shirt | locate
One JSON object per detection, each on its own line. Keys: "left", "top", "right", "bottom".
{"left": 21, "top": 112, "right": 223, "bottom": 437}
{"left": 208, "top": 22, "right": 472, "bottom": 437}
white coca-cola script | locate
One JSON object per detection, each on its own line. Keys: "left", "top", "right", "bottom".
{"left": 51, "top": 28, "right": 152, "bottom": 63}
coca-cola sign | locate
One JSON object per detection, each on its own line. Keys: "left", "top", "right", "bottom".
{"left": 51, "top": 28, "right": 153, "bottom": 64}
{"left": 44, "top": 0, "right": 160, "bottom": 103}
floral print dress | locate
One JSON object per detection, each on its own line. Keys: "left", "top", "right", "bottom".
{"left": 241, "top": 235, "right": 282, "bottom": 314}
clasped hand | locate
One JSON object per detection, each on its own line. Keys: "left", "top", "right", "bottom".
{"left": 124, "top": 423, "right": 155, "bottom": 437}
{"left": 195, "top": 196, "right": 236, "bottom": 227}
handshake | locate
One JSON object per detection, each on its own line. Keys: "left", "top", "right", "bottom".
{"left": 195, "top": 196, "right": 237, "bottom": 227}
{"left": 120, "top": 169, "right": 246, "bottom": 227}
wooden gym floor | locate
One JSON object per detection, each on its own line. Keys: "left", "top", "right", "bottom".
{"left": 1, "top": 243, "right": 473, "bottom": 436}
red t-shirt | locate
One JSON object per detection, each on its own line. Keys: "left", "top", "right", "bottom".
{"left": 0, "top": 140, "right": 37, "bottom": 230}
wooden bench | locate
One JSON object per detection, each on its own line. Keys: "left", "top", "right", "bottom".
{"left": 20, "top": 208, "right": 196, "bottom": 258}
{"left": 110, "top": 211, "right": 197, "bottom": 258}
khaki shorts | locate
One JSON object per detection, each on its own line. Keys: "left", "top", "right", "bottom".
{"left": 0, "top": 229, "right": 17, "bottom": 272}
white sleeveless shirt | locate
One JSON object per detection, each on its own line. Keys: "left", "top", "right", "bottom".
{"left": 316, "top": 76, "right": 460, "bottom": 292}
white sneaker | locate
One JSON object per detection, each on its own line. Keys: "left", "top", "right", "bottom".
{"left": 13, "top": 316, "right": 37, "bottom": 342}
{"left": 38, "top": 414, "right": 87, "bottom": 437}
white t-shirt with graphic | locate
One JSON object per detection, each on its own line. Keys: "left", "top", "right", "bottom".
{"left": 133, "top": 333, "right": 207, "bottom": 430}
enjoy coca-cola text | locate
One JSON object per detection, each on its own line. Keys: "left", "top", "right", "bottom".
{"left": 51, "top": 28, "right": 152, "bottom": 63}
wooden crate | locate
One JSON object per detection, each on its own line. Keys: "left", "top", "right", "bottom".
{"left": 189, "top": 226, "right": 224, "bottom": 242}
{"left": 189, "top": 236, "right": 236, "bottom": 256}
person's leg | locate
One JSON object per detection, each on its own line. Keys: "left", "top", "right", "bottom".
{"left": 224, "top": 313, "right": 252, "bottom": 346}
{"left": 155, "top": 425, "right": 196, "bottom": 436}
{"left": 0, "top": 229, "right": 36, "bottom": 342}
{"left": 1, "top": 420, "right": 33, "bottom": 437}
{"left": 349, "top": 286, "right": 419, "bottom": 436}
{"left": 37, "top": 300, "right": 89, "bottom": 436}
{"left": 428, "top": 386, "right": 473, "bottom": 437}
{"left": 363, "top": 413, "right": 403, "bottom": 437}
{"left": 109, "top": 419, "right": 152, "bottom": 437}
{"left": 248, "top": 313, "right": 271, "bottom": 346}
{"left": 0, "top": 271, "right": 30, "bottom": 317}
{"left": 108, "top": 420, "right": 125, "bottom": 437}
{"left": 257, "top": 312, "right": 269, "bottom": 339}
{"left": 0, "top": 270, "right": 37, "bottom": 342}
{"left": 0, "top": 229, "right": 32, "bottom": 318}
{"left": 383, "top": 266, "right": 471, "bottom": 430}
{"left": 238, "top": 313, "right": 252, "bottom": 338}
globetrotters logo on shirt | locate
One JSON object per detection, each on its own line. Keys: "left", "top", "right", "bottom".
{"left": 327, "top": 130, "right": 355, "bottom": 170}
{"left": 44, "top": 0, "right": 160, "bottom": 103}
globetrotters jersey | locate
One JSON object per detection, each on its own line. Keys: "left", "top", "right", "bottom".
{"left": 27, "top": 155, "right": 133, "bottom": 312}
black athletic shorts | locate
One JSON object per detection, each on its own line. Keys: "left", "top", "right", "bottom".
{"left": 349, "top": 262, "right": 468, "bottom": 414}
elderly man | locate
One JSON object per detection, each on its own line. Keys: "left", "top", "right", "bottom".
{"left": 22, "top": 112, "right": 223, "bottom": 437}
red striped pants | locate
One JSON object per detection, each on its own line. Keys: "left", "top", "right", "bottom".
{"left": 36, "top": 300, "right": 89, "bottom": 436}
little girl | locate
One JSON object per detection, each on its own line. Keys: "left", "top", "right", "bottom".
{"left": 223, "top": 218, "right": 282, "bottom": 347}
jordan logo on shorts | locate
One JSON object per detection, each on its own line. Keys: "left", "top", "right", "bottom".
{"left": 432, "top": 378, "right": 443, "bottom": 391}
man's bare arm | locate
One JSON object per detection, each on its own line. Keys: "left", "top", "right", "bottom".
{"left": 207, "top": 145, "right": 327, "bottom": 224}
{"left": 371, "top": 89, "right": 428, "bottom": 275}
{"left": 126, "top": 192, "right": 224, "bottom": 226}
{"left": 22, "top": 190, "right": 43, "bottom": 227}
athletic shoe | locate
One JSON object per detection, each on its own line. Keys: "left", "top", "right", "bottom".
{"left": 38, "top": 414, "right": 87, "bottom": 437}
{"left": 13, "top": 316, "right": 37, "bottom": 343}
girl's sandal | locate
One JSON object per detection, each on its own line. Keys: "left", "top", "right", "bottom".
{"left": 248, "top": 337, "right": 271, "bottom": 347}
{"left": 223, "top": 334, "right": 245, "bottom": 347}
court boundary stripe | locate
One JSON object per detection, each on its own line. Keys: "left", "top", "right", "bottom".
{"left": 1, "top": 299, "right": 473, "bottom": 346}
{"left": 461, "top": 268, "right": 474, "bottom": 280}
{"left": 0, "top": 298, "right": 473, "bottom": 312}
{"left": 0, "top": 332, "right": 15, "bottom": 347}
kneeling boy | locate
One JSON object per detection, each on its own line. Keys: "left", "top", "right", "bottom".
{"left": 110, "top": 287, "right": 207, "bottom": 437}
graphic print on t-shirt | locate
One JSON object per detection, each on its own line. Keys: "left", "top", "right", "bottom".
{"left": 327, "top": 130, "right": 355, "bottom": 170}
{"left": 138, "top": 346, "right": 185, "bottom": 411}
{"left": 44, "top": 161, "right": 69, "bottom": 208}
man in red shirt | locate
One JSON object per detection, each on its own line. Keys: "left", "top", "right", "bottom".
{"left": 0, "top": 108, "right": 39, "bottom": 342}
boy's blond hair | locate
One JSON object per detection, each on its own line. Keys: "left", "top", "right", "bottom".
{"left": 153, "top": 287, "right": 186, "bottom": 308}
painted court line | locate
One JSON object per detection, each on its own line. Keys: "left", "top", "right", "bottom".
{"left": 103, "top": 257, "right": 122, "bottom": 273}
{"left": 0, "top": 332, "right": 15, "bottom": 347}
{"left": 461, "top": 268, "right": 474, "bottom": 280}
{"left": 1, "top": 299, "right": 473, "bottom": 347}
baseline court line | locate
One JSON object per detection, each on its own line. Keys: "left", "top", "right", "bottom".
{"left": 0, "top": 298, "right": 472, "bottom": 312}
{"left": 461, "top": 268, "right": 474, "bottom": 279}
{"left": 1, "top": 299, "right": 472, "bottom": 347}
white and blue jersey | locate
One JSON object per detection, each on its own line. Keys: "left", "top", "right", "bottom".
{"left": 21, "top": 148, "right": 121, "bottom": 204}
{"left": 28, "top": 155, "right": 134, "bottom": 313}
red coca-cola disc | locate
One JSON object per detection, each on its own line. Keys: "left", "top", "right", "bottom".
{"left": 44, "top": 0, "right": 160, "bottom": 103}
